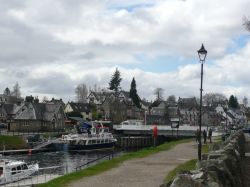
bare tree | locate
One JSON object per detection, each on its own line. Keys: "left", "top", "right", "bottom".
{"left": 167, "top": 95, "right": 176, "bottom": 105}
{"left": 154, "top": 88, "right": 164, "bottom": 101}
{"left": 75, "top": 83, "right": 88, "bottom": 103}
{"left": 243, "top": 96, "right": 248, "bottom": 107}
{"left": 11, "top": 82, "right": 21, "bottom": 98}
{"left": 203, "top": 93, "right": 227, "bottom": 106}
{"left": 42, "top": 96, "right": 48, "bottom": 102}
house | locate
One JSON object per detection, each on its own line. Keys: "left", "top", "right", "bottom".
{"left": 87, "top": 90, "right": 115, "bottom": 105}
{"left": 10, "top": 97, "right": 66, "bottom": 132}
{"left": 178, "top": 97, "right": 199, "bottom": 126}
{"left": 64, "top": 102, "right": 92, "bottom": 120}
{"left": 202, "top": 106, "right": 222, "bottom": 127}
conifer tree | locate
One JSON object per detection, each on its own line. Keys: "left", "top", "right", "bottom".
{"left": 228, "top": 95, "right": 239, "bottom": 109}
{"left": 109, "top": 68, "right": 122, "bottom": 92}
{"left": 129, "top": 77, "right": 141, "bottom": 108}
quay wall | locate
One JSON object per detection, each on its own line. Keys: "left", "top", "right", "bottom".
{"left": 161, "top": 130, "right": 245, "bottom": 187}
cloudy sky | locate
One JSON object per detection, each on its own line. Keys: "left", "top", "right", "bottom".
{"left": 1, "top": 0, "right": 250, "bottom": 103}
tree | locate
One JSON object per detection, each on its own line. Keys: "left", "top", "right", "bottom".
{"left": 109, "top": 68, "right": 122, "bottom": 92}
{"left": 75, "top": 83, "right": 88, "bottom": 103}
{"left": 42, "top": 96, "right": 48, "bottom": 102}
{"left": 203, "top": 93, "right": 227, "bottom": 106}
{"left": 167, "top": 95, "right": 176, "bottom": 105}
{"left": 129, "top": 77, "right": 141, "bottom": 108}
{"left": 243, "top": 96, "right": 248, "bottom": 107}
{"left": 11, "top": 82, "right": 21, "bottom": 98}
{"left": 154, "top": 88, "right": 164, "bottom": 101}
{"left": 228, "top": 95, "right": 239, "bottom": 109}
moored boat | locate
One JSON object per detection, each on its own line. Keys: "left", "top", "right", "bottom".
{"left": 0, "top": 159, "right": 39, "bottom": 184}
{"left": 53, "top": 121, "right": 117, "bottom": 151}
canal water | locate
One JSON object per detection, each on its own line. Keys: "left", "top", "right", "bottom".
{"left": 4, "top": 150, "right": 117, "bottom": 174}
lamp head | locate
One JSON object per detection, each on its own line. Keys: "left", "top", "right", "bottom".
{"left": 198, "top": 44, "right": 207, "bottom": 62}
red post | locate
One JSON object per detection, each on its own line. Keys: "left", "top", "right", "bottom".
{"left": 153, "top": 125, "right": 158, "bottom": 147}
{"left": 28, "top": 149, "right": 32, "bottom": 156}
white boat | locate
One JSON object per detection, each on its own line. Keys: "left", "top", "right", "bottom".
{"left": 0, "top": 159, "right": 39, "bottom": 184}
{"left": 53, "top": 121, "right": 117, "bottom": 151}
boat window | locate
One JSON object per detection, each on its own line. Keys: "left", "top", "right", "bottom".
{"left": 17, "top": 166, "right": 22, "bottom": 173}
{"left": 11, "top": 168, "right": 17, "bottom": 175}
{"left": 22, "top": 164, "right": 28, "bottom": 170}
{"left": 92, "top": 140, "right": 96, "bottom": 144}
{"left": 0, "top": 167, "right": 3, "bottom": 175}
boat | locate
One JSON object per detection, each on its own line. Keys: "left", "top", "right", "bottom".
{"left": 53, "top": 121, "right": 117, "bottom": 151}
{"left": 0, "top": 159, "right": 39, "bottom": 184}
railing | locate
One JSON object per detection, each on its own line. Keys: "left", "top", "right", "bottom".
{"left": 0, "top": 130, "right": 65, "bottom": 137}
{"left": 74, "top": 152, "right": 115, "bottom": 171}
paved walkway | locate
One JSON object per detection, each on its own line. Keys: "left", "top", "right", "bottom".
{"left": 69, "top": 140, "right": 198, "bottom": 187}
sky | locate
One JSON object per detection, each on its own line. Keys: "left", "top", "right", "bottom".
{"left": 1, "top": 0, "right": 250, "bottom": 103}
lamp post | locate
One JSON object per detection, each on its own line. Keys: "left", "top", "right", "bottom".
{"left": 197, "top": 44, "right": 207, "bottom": 161}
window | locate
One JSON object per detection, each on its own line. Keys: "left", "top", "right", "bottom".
{"left": 0, "top": 167, "right": 3, "bottom": 175}
{"left": 22, "top": 164, "right": 28, "bottom": 170}
{"left": 17, "top": 166, "right": 21, "bottom": 173}
{"left": 11, "top": 168, "right": 16, "bottom": 175}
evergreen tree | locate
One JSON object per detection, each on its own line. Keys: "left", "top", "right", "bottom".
{"left": 109, "top": 68, "right": 122, "bottom": 92}
{"left": 129, "top": 77, "right": 141, "bottom": 108}
{"left": 228, "top": 95, "right": 239, "bottom": 109}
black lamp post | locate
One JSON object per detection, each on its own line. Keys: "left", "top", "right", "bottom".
{"left": 197, "top": 43, "right": 207, "bottom": 161}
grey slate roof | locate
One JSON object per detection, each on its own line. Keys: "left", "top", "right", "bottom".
{"left": 69, "top": 102, "right": 90, "bottom": 113}
{"left": 15, "top": 102, "right": 63, "bottom": 122}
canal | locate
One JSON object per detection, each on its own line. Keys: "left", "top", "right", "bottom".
{"left": 4, "top": 150, "right": 117, "bottom": 174}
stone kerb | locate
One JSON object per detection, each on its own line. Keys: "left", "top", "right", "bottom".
{"left": 162, "top": 131, "right": 245, "bottom": 187}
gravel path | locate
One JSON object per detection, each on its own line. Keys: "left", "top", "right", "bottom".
{"left": 69, "top": 141, "right": 197, "bottom": 187}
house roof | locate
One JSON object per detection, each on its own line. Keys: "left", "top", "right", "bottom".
{"left": 15, "top": 102, "right": 63, "bottom": 121}
{"left": 69, "top": 102, "right": 90, "bottom": 113}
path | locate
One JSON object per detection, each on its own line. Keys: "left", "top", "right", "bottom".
{"left": 69, "top": 140, "right": 198, "bottom": 187}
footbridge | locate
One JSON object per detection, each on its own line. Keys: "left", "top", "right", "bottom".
{"left": 113, "top": 124, "right": 221, "bottom": 137}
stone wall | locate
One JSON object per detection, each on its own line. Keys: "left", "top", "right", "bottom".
{"left": 161, "top": 131, "right": 245, "bottom": 187}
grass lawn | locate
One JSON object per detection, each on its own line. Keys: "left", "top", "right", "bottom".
{"left": 0, "top": 135, "right": 28, "bottom": 150}
{"left": 36, "top": 138, "right": 193, "bottom": 187}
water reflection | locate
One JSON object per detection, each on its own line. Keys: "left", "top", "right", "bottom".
{"left": 5, "top": 150, "right": 114, "bottom": 174}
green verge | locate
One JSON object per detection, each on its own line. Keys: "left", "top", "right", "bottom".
{"left": 0, "top": 135, "right": 28, "bottom": 150}
{"left": 164, "top": 135, "right": 223, "bottom": 184}
{"left": 164, "top": 159, "right": 197, "bottom": 184}
{"left": 36, "top": 138, "right": 193, "bottom": 187}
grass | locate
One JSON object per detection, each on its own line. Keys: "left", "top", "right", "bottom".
{"left": 0, "top": 135, "right": 28, "bottom": 150}
{"left": 164, "top": 135, "right": 223, "bottom": 185}
{"left": 164, "top": 159, "right": 197, "bottom": 184}
{"left": 36, "top": 138, "right": 193, "bottom": 187}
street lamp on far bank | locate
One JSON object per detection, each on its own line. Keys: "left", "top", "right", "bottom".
{"left": 197, "top": 43, "right": 207, "bottom": 161}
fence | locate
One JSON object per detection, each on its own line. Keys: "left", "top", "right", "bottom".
{"left": 0, "top": 130, "right": 65, "bottom": 137}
